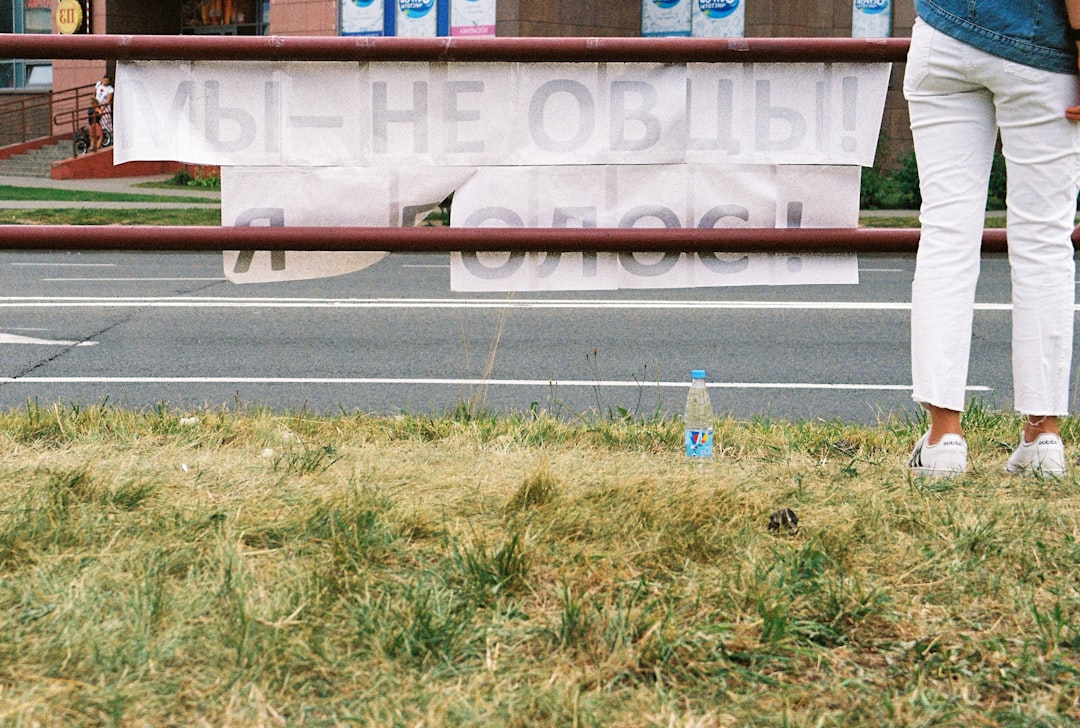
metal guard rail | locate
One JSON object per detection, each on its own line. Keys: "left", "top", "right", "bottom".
{"left": 0, "top": 225, "right": 1031, "bottom": 255}
{"left": 0, "top": 34, "right": 1050, "bottom": 254}
{"left": 1, "top": 34, "right": 910, "bottom": 63}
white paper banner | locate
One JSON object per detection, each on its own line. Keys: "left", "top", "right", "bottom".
{"left": 220, "top": 166, "right": 475, "bottom": 283}
{"left": 115, "top": 61, "right": 365, "bottom": 167}
{"left": 115, "top": 61, "right": 890, "bottom": 167}
{"left": 447, "top": 164, "right": 860, "bottom": 291}
{"left": 685, "top": 62, "right": 890, "bottom": 166}
{"left": 217, "top": 164, "right": 859, "bottom": 289}
{"left": 508, "top": 62, "right": 687, "bottom": 166}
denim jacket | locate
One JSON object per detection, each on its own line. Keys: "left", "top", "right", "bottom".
{"left": 916, "top": 0, "right": 1077, "bottom": 74}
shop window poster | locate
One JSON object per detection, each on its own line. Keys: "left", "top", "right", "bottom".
{"left": 396, "top": 0, "right": 438, "bottom": 36}
{"left": 691, "top": 0, "right": 744, "bottom": 38}
{"left": 450, "top": 0, "right": 495, "bottom": 37}
{"left": 342, "top": 0, "right": 386, "bottom": 35}
{"left": 642, "top": 0, "right": 690, "bottom": 37}
{"left": 851, "top": 0, "right": 891, "bottom": 37}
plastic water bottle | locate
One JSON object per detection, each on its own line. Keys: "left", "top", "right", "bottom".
{"left": 684, "top": 369, "right": 714, "bottom": 459}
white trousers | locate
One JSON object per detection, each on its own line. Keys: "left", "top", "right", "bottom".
{"left": 904, "top": 18, "right": 1080, "bottom": 415}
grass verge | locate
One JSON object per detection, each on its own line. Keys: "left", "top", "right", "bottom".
{"left": 0, "top": 184, "right": 218, "bottom": 205}
{"left": 859, "top": 215, "right": 1007, "bottom": 228}
{"left": 0, "top": 208, "right": 221, "bottom": 225}
{"left": 1, "top": 401, "right": 1079, "bottom": 726}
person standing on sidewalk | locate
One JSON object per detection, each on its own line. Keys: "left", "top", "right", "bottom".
{"left": 94, "top": 74, "right": 114, "bottom": 148}
{"left": 94, "top": 74, "right": 113, "bottom": 107}
{"left": 87, "top": 99, "right": 104, "bottom": 152}
{"left": 904, "top": 0, "right": 1080, "bottom": 477}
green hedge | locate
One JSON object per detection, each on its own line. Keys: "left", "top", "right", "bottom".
{"left": 860, "top": 149, "right": 1007, "bottom": 211}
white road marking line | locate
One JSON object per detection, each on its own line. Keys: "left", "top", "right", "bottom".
{"left": 0, "top": 297, "right": 1031, "bottom": 311}
{"left": 41, "top": 277, "right": 226, "bottom": 282}
{"left": 9, "top": 262, "right": 116, "bottom": 267}
{"left": 0, "top": 333, "right": 97, "bottom": 346}
{"left": 0, "top": 376, "right": 990, "bottom": 392}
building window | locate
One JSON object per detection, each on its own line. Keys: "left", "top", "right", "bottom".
{"left": 182, "top": 0, "right": 267, "bottom": 35}
{"left": 24, "top": 3, "right": 49, "bottom": 33}
{"left": 0, "top": 0, "right": 52, "bottom": 89}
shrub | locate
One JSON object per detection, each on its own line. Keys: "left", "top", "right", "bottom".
{"left": 859, "top": 149, "right": 1011, "bottom": 211}
{"left": 167, "top": 166, "right": 221, "bottom": 190}
{"left": 891, "top": 151, "right": 922, "bottom": 210}
{"left": 858, "top": 165, "right": 896, "bottom": 210}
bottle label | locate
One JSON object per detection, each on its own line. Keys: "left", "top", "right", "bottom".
{"left": 685, "top": 427, "right": 714, "bottom": 458}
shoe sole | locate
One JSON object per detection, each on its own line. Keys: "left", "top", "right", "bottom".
{"left": 909, "top": 432, "right": 967, "bottom": 477}
{"left": 910, "top": 466, "right": 966, "bottom": 477}
{"left": 1004, "top": 462, "right": 1066, "bottom": 476}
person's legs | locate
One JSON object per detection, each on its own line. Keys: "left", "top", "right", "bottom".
{"left": 904, "top": 20, "right": 998, "bottom": 456}
{"left": 989, "top": 59, "right": 1080, "bottom": 474}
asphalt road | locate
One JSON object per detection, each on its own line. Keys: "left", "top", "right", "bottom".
{"left": 0, "top": 246, "right": 1054, "bottom": 424}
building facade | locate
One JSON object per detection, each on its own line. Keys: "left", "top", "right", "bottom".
{"left": 32, "top": 0, "right": 915, "bottom": 160}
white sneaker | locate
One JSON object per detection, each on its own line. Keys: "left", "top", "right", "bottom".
{"left": 1005, "top": 433, "right": 1066, "bottom": 476}
{"left": 908, "top": 431, "right": 967, "bottom": 477}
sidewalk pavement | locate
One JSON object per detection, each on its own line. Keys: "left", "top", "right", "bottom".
{"left": 0, "top": 173, "right": 221, "bottom": 209}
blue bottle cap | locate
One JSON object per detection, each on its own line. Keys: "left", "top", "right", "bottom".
{"left": 691, "top": 369, "right": 706, "bottom": 379}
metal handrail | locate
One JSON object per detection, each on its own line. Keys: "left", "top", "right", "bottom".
{"left": 0, "top": 81, "right": 97, "bottom": 149}
{"left": 0, "top": 33, "right": 912, "bottom": 63}
{"left": 0, "top": 88, "right": 51, "bottom": 147}
{"left": 0, "top": 225, "right": 1033, "bottom": 255}
{"left": 50, "top": 82, "right": 100, "bottom": 138}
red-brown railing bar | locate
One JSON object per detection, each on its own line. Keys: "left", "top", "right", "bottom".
{"left": 0, "top": 34, "right": 911, "bottom": 63}
{"left": 0, "top": 225, "right": 1039, "bottom": 254}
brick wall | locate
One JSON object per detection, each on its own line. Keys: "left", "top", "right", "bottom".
{"left": 267, "top": 0, "right": 336, "bottom": 35}
{"left": 504, "top": 0, "right": 640, "bottom": 37}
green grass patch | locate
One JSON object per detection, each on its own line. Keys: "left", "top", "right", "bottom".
{"left": 860, "top": 215, "right": 921, "bottom": 228}
{"left": 0, "top": 184, "right": 219, "bottom": 204}
{"left": 859, "top": 215, "right": 1007, "bottom": 229}
{"left": 0, "top": 208, "right": 221, "bottom": 225}
{"left": 2, "top": 401, "right": 1079, "bottom": 725}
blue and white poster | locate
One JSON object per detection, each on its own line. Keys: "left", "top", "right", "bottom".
{"left": 451, "top": 0, "right": 495, "bottom": 36}
{"left": 851, "top": 0, "right": 891, "bottom": 37}
{"left": 396, "top": 0, "right": 438, "bottom": 36}
{"left": 341, "top": 0, "right": 386, "bottom": 36}
{"left": 642, "top": 0, "right": 691, "bottom": 37}
{"left": 691, "top": 0, "right": 744, "bottom": 38}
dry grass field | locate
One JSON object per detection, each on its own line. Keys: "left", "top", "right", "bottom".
{"left": 1, "top": 401, "right": 1079, "bottom": 726}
